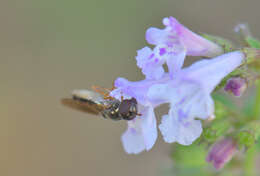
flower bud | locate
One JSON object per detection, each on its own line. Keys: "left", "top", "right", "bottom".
{"left": 206, "top": 138, "right": 238, "bottom": 170}
{"left": 224, "top": 77, "right": 247, "bottom": 97}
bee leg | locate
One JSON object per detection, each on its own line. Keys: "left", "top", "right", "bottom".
{"left": 110, "top": 81, "right": 116, "bottom": 91}
{"left": 105, "top": 85, "right": 116, "bottom": 94}
{"left": 103, "top": 91, "right": 114, "bottom": 100}
{"left": 91, "top": 85, "right": 106, "bottom": 95}
{"left": 110, "top": 85, "right": 116, "bottom": 91}
{"left": 101, "top": 110, "right": 109, "bottom": 119}
{"left": 103, "top": 94, "right": 113, "bottom": 100}
{"left": 137, "top": 113, "right": 142, "bottom": 116}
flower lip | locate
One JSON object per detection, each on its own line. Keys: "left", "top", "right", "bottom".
{"left": 121, "top": 105, "right": 157, "bottom": 154}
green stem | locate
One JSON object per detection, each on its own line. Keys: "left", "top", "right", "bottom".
{"left": 253, "top": 81, "right": 260, "bottom": 119}
{"left": 244, "top": 146, "right": 257, "bottom": 176}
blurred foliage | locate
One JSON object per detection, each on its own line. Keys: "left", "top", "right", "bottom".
{"left": 172, "top": 143, "right": 207, "bottom": 167}
{"left": 236, "top": 130, "right": 256, "bottom": 148}
{"left": 203, "top": 119, "right": 230, "bottom": 143}
{"left": 171, "top": 143, "right": 209, "bottom": 176}
{"left": 242, "top": 93, "right": 256, "bottom": 117}
{"left": 246, "top": 37, "right": 260, "bottom": 48}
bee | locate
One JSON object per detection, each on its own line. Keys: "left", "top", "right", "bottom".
{"left": 61, "top": 86, "right": 139, "bottom": 121}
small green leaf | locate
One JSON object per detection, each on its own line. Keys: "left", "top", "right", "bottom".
{"left": 203, "top": 128, "right": 218, "bottom": 143}
{"left": 246, "top": 37, "right": 260, "bottom": 49}
{"left": 248, "top": 121, "right": 260, "bottom": 140}
{"left": 237, "top": 131, "right": 255, "bottom": 148}
{"left": 235, "top": 121, "right": 260, "bottom": 149}
{"left": 202, "top": 119, "right": 230, "bottom": 143}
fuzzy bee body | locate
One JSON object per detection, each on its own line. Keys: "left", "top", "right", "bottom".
{"left": 61, "top": 89, "right": 138, "bottom": 121}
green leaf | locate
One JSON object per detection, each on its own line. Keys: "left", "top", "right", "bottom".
{"left": 237, "top": 131, "right": 255, "bottom": 148}
{"left": 203, "top": 119, "right": 230, "bottom": 143}
{"left": 236, "top": 121, "right": 260, "bottom": 148}
{"left": 248, "top": 121, "right": 260, "bottom": 140}
{"left": 246, "top": 37, "right": 260, "bottom": 49}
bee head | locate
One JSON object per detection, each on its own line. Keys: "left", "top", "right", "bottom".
{"left": 119, "top": 98, "right": 138, "bottom": 121}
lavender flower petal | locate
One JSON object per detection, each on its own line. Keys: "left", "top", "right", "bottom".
{"left": 159, "top": 112, "right": 202, "bottom": 145}
{"left": 146, "top": 17, "right": 223, "bottom": 58}
{"left": 148, "top": 51, "right": 245, "bottom": 144}
{"left": 136, "top": 47, "right": 165, "bottom": 80}
{"left": 121, "top": 105, "right": 157, "bottom": 154}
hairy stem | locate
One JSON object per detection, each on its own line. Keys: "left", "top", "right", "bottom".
{"left": 253, "top": 81, "right": 260, "bottom": 119}
{"left": 244, "top": 146, "right": 257, "bottom": 176}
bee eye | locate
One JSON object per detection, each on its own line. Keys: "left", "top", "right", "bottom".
{"left": 130, "top": 106, "right": 136, "bottom": 113}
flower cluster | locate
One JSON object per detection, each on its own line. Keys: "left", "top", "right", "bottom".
{"left": 110, "top": 17, "right": 246, "bottom": 154}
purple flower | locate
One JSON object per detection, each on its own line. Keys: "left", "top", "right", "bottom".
{"left": 147, "top": 17, "right": 224, "bottom": 57}
{"left": 224, "top": 77, "right": 247, "bottom": 97}
{"left": 148, "top": 51, "right": 245, "bottom": 145}
{"left": 206, "top": 138, "right": 238, "bottom": 170}
{"left": 111, "top": 51, "right": 245, "bottom": 153}
{"left": 136, "top": 17, "right": 223, "bottom": 79}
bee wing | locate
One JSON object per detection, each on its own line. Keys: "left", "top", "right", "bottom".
{"left": 72, "top": 89, "right": 106, "bottom": 105}
{"left": 61, "top": 98, "right": 105, "bottom": 115}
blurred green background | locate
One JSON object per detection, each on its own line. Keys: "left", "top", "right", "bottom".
{"left": 3, "top": 0, "right": 260, "bottom": 175}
